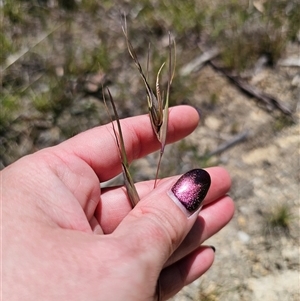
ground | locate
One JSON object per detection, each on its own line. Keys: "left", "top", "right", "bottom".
{"left": 170, "top": 52, "right": 300, "bottom": 300}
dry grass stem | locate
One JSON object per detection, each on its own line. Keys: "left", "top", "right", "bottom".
{"left": 103, "top": 88, "right": 140, "bottom": 207}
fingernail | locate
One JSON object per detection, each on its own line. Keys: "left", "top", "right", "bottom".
{"left": 210, "top": 245, "right": 216, "bottom": 253}
{"left": 189, "top": 105, "right": 202, "bottom": 118}
{"left": 168, "top": 169, "right": 211, "bottom": 216}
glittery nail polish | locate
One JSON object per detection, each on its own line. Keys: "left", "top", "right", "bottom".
{"left": 168, "top": 169, "right": 211, "bottom": 216}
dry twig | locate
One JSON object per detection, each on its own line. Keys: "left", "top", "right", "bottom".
{"left": 209, "top": 61, "right": 293, "bottom": 117}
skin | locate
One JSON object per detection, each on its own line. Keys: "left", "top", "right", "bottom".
{"left": 2, "top": 106, "right": 234, "bottom": 301}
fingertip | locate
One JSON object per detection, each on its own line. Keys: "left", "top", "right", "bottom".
{"left": 169, "top": 105, "right": 200, "bottom": 128}
{"left": 161, "top": 245, "right": 215, "bottom": 299}
{"left": 184, "top": 245, "right": 216, "bottom": 281}
{"left": 204, "top": 167, "right": 232, "bottom": 201}
{"left": 200, "top": 195, "right": 235, "bottom": 237}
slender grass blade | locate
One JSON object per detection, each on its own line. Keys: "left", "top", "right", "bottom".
{"left": 103, "top": 88, "right": 140, "bottom": 207}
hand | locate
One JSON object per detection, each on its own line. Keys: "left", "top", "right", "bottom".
{"left": 2, "top": 105, "right": 234, "bottom": 301}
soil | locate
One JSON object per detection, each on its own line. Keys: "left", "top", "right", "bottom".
{"left": 170, "top": 44, "right": 300, "bottom": 300}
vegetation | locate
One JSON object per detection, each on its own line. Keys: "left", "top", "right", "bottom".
{"left": 0, "top": 0, "right": 297, "bottom": 165}
{"left": 266, "top": 204, "right": 293, "bottom": 234}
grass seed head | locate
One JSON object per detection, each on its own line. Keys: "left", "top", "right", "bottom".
{"left": 122, "top": 18, "right": 176, "bottom": 186}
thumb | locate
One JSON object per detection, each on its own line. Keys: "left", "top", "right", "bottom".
{"left": 112, "top": 169, "right": 211, "bottom": 268}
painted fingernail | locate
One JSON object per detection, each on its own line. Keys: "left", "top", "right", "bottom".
{"left": 210, "top": 245, "right": 216, "bottom": 253}
{"left": 168, "top": 169, "right": 211, "bottom": 216}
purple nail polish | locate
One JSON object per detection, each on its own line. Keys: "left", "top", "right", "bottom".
{"left": 170, "top": 169, "right": 211, "bottom": 214}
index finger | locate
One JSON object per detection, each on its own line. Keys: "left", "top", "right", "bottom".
{"left": 58, "top": 105, "right": 199, "bottom": 181}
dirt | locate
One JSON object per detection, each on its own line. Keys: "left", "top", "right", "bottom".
{"left": 169, "top": 43, "right": 300, "bottom": 301}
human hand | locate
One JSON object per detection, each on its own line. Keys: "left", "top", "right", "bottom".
{"left": 2, "top": 105, "right": 234, "bottom": 301}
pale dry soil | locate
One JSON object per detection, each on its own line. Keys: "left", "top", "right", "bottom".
{"left": 165, "top": 44, "right": 300, "bottom": 301}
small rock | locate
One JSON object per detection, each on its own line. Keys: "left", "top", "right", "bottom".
{"left": 237, "top": 231, "right": 250, "bottom": 244}
{"left": 205, "top": 116, "right": 222, "bottom": 131}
